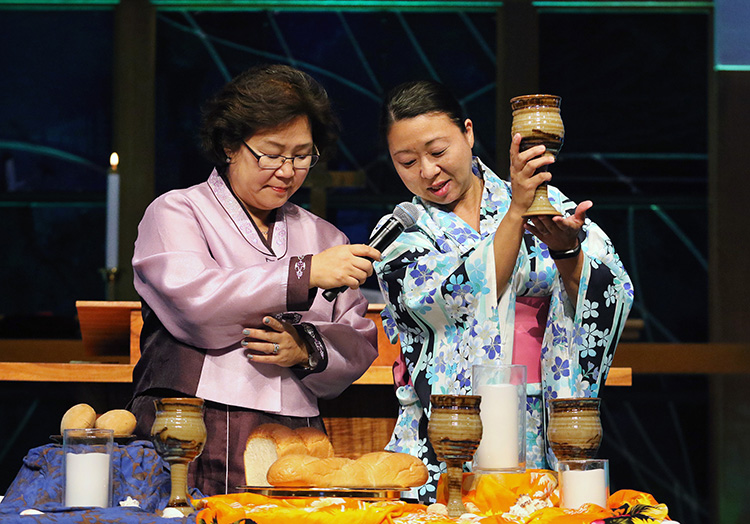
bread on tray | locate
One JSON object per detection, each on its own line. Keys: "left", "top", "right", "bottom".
{"left": 266, "top": 451, "right": 428, "bottom": 489}
{"left": 243, "top": 423, "right": 334, "bottom": 486}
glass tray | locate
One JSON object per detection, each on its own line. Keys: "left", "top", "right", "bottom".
{"left": 237, "top": 486, "right": 403, "bottom": 500}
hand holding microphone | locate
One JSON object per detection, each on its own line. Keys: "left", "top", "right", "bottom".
{"left": 319, "top": 202, "right": 420, "bottom": 302}
{"left": 309, "top": 244, "right": 381, "bottom": 293}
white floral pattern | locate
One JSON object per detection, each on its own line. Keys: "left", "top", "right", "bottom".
{"left": 374, "top": 158, "right": 634, "bottom": 502}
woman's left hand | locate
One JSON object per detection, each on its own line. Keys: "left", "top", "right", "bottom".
{"left": 525, "top": 200, "right": 593, "bottom": 252}
{"left": 241, "top": 316, "right": 310, "bottom": 368}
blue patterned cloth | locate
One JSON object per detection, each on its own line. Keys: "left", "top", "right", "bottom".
{"left": 0, "top": 441, "right": 202, "bottom": 524}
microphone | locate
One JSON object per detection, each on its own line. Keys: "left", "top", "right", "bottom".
{"left": 322, "top": 202, "right": 420, "bottom": 302}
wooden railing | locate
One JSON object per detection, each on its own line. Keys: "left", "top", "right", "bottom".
{"left": 0, "top": 301, "right": 660, "bottom": 385}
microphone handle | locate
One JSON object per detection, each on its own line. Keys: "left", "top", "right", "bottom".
{"left": 322, "top": 256, "right": 375, "bottom": 302}
{"left": 321, "top": 216, "right": 407, "bottom": 302}
{"left": 322, "top": 286, "right": 347, "bottom": 302}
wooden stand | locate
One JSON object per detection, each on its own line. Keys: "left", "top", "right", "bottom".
{"left": 0, "top": 301, "right": 634, "bottom": 386}
{"left": 0, "top": 301, "right": 142, "bottom": 383}
{"left": 77, "top": 300, "right": 142, "bottom": 363}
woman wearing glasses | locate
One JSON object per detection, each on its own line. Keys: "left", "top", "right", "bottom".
{"left": 129, "top": 65, "right": 379, "bottom": 495}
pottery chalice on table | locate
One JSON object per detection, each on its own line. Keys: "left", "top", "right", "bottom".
{"left": 150, "top": 397, "right": 207, "bottom": 516}
{"left": 547, "top": 397, "right": 603, "bottom": 461}
{"left": 510, "top": 94, "right": 565, "bottom": 217}
{"left": 427, "top": 394, "right": 483, "bottom": 518}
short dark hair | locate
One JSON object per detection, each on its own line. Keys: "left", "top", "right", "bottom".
{"left": 380, "top": 80, "right": 466, "bottom": 142}
{"left": 200, "top": 64, "right": 340, "bottom": 172}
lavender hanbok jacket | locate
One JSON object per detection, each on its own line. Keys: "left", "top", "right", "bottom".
{"left": 131, "top": 171, "right": 378, "bottom": 416}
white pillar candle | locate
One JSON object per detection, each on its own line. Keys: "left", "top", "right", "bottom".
{"left": 475, "top": 383, "right": 520, "bottom": 469}
{"left": 560, "top": 468, "right": 608, "bottom": 509}
{"left": 105, "top": 152, "right": 120, "bottom": 269}
{"left": 65, "top": 452, "right": 111, "bottom": 507}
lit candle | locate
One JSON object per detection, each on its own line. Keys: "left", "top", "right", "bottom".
{"left": 105, "top": 152, "right": 120, "bottom": 269}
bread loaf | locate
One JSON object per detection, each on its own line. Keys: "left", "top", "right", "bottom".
{"left": 60, "top": 403, "right": 97, "bottom": 434}
{"left": 95, "top": 409, "right": 137, "bottom": 437}
{"left": 294, "top": 426, "right": 334, "bottom": 458}
{"left": 266, "top": 451, "right": 428, "bottom": 489}
{"left": 243, "top": 424, "right": 334, "bottom": 486}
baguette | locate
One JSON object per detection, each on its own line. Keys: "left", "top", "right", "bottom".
{"left": 266, "top": 451, "right": 428, "bottom": 489}
{"left": 243, "top": 424, "right": 333, "bottom": 486}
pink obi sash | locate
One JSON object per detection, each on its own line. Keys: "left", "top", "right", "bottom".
{"left": 512, "top": 296, "right": 550, "bottom": 384}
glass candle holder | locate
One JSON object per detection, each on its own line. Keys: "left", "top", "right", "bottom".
{"left": 472, "top": 364, "right": 527, "bottom": 473}
{"left": 63, "top": 428, "right": 114, "bottom": 508}
{"left": 558, "top": 458, "right": 609, "bottom": 509}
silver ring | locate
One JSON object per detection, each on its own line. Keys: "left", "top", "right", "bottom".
{"left": 273, "top": 343, "right": 280, "bottom": 355}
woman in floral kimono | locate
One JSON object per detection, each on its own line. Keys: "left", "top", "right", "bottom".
{"left": 129, "top": 65, "right": 379, "bottom": 495}
{"left": 373, "top": 80, "right": 633, "bottom": 501}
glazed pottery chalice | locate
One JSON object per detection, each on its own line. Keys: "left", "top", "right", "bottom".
{"left": 428, "top": 394, "right": 483, "bottom": 518}
{"left": 510, "top": 94, "right": 565, "bottom": 217}
{"left": 547, "top": 397, "right": 602, "bottom": 461}
{"left": 151, "top": 397, "right": 207, "bottom": 516}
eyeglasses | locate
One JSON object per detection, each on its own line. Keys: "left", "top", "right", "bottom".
{"left": 242, "top": 142, "right": 320, "bottom": 170}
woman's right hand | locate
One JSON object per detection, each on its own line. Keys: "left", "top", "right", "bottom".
{"left": 509, "top": 133, "right": 556, "bottom": 214}
{"left": 310, "top": 244, "right": 381, "bottom": 291}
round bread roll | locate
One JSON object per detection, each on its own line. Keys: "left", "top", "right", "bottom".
{"left": 60, "top": 403, "right": 96, "bottom": 434}
{"left": 94, "top": 409, "right": 137, "bottom": 437}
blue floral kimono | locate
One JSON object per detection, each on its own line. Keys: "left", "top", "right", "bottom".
{"left": 373, "top": 158, "right": 634, "bottom": 502}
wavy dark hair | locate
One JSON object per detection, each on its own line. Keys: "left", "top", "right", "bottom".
{"left": 379, "top": 80, "right": 466, "bottom": 142}
{"left": 200, "top": 64, "right": 340, "bottom": 172}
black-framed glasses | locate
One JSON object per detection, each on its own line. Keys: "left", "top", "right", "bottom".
{"left": 242, "top": 142, "right": 319, "bottom": 170}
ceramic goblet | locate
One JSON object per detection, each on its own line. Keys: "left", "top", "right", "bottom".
{"left": 427, "top": 394, "right": 483, "bottom": 518}
{"left": 150, "top": 397, "right": 207, "bottom": 516}
{"left": 510, "top": 94, "right": 565, "bottom": 217}
{"left": 547, "top": 397, "right": 602, "bottom": 461}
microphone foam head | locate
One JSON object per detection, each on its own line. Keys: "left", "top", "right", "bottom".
{"left": 393, "top": 202, "right": 420, "bottom": 228}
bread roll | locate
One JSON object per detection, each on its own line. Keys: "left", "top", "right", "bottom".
{"left": 94, "top": 409, "right": 137, "bottom": 437}
{"left": 266, "top": 454, "right": 351, "bottom": 487}
{"left": 345, "top": 451, "right": 429, "bottom": 488}
{"left": 60, "top": 403, "right": 96, "bottom": 434}
{"left": 244, "top": 424, "right": 332, "bottom": 486}
{"left": 267, "top": 451, "right": 428, "bottom": 488}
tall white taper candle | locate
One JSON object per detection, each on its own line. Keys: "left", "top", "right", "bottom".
{"left": 105, "top": 152, "right": 119, "bottom": 269}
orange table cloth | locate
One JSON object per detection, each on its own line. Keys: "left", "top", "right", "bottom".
{"left": 195, "top": 470, "right": 670, "bottom": 524}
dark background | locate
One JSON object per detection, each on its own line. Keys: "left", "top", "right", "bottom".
{"left": 0, "top": 6, "right": 710, "bottom": 522}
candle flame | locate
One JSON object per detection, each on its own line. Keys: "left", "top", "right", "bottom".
{"left": 110, "top": 152, "right": 119, "bottom": 170}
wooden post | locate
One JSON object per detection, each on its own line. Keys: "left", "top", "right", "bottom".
{"left": 709, "top": 2, "right": 750, "bottom": 515}
{"left": 112, "top": 0, "right": 156, "bottom": 300}
{"left": 708, "top": 68, "right": 750, "bottom": 524}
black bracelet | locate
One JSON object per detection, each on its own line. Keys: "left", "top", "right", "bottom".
{"left": 548, "top": 241, "right": 581, "bottom": 260}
